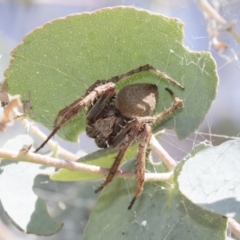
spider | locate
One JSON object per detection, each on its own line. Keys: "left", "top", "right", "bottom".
{"left": 35, "top": 64, "right": 184, "bottom": 209}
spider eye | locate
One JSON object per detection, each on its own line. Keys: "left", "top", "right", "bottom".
{"left": 115, "top": 83, "right": 158, "bottom": 119}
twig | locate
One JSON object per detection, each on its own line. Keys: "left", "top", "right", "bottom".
{"left": 150, "top": 135, "right": 177, "bottom": 170}
{"left": 0, "top": 220, "right": 19, "bottom": 240}
{"left": 10, "top": 103, "right": 174, "bottom": 181}
{"left": 199, "top": 0, "right": 240, "bottom": 49}
{"left": 13, "top": 109, "right": 77, "bottom": 161}
{"left": 199, "top": 0, "right": 226, "bottom": 25}
{"left": 0, "top": 148, "right": 173, "bottom": 182}
{"left": 228, "top": 218, "right": 240, "bottom": 239}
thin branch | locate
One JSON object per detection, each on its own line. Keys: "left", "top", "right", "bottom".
{"left": 150, "top": 135, "right": 177, "bottom": 170}
{"left": 9, "top": 104, "right": 174, "bottom": 182}
{"left": 144, "top": 171, "right": 173, "bottom": 182}
{"left": 228, "top": 26, "right": 240, "bottom": 44}
{"left": 0, "top": 220, "right": 19, "bottom": 240}
{"left": 228, "top": 218, "right": 240, "bottom": 239}
{"left": 0, "top": 148, "right": 173, "bottom": 182}
{"left": 199, "top": 0, "right": 240, "bottom": 49}
{"left": 14, "top": 109, "right": 77, "bottom": 161}
{"left": 199, "top": 0, "right": 226, "bottom": 25}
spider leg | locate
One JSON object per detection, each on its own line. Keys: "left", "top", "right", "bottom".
{"left": 94, "top": 120, "right": 139, "bottom": 193}
{"left": 128, "top": 124, "right": 152, "bottom": 210}
{"left": 154, "top": 87, "right": 183, "bottom": 122}
{"left": 106, "top": 64, "right": 184, "bottom": 90}
{"left": 94, "top": 144, "right": 128, "bottom": 193}
{"left": 127, "top": 89, "right": 182, "bottom": 209}
{"left": 86, "top": 90, "right": 115, "bottom": 125}
{"left": 53, "top": 80, "right": 103, "bottom": 127}
{"left": 35, "top": 82, "right": 116, "bottom": 152}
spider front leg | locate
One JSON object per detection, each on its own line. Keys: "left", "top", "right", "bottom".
{"left": 34, "top": 82, "right": 116, "bottom": 152}
{"left": 106, "top": 64, "right": 184, "bottom": 90}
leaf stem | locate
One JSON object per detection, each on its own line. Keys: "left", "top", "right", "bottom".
{"left": 0, "top": 148, "right": 173, "bottom": 182}
{"left": 150, "top": 135, "right": 177, "bottom": 170}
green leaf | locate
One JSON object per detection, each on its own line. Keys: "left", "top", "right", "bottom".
{"left": 0, "top": 135, "right": 63, "bottom": 235}
{"left": 185, "top": 140, "right": 212, "bottom": 159}
{"left": 178, "top": 139, "right": 240, "bottom": 220}
{"left": 83, "top": 160, "right": 226, "bottom": 240}
{"left": 174, "top": 140, "right": 212, "bottom": 182}
{"left": 4, "top": 7, "right": 218, "bottom": 143}
{"left": 32, "top": 175, "right": 96, "bottom": 238}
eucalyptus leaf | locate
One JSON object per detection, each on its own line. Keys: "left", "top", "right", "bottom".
{"left": 178, "top": 139, "right": 240, "bottom": 220}
{"left": 0, "top": 135, "right": 63, "bottom": 235}
{"left": 4, "top": 7, "right": 218, "bottom": 143}
{"left": 83, "top": 160, "right": 226, "bottom": 240}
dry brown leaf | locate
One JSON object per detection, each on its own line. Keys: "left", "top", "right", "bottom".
{"left": 0, "top": 95, "right": 22, "bottom": 131}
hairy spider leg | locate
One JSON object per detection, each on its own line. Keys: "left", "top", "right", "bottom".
{"left": 94, "top": 120, "right": 139, "bottom": 193}
{"left": 94, "top": 88, "right": 183, "bottom": 209}
{"left": 106, "top": 64, "right": 184, "bottom": 90}
{"left": 94, "top": 120, "right": 152, "bottom": 210}
{"left": 35, "top": 82, "right": 116, "bottom": 152}
{"left": 128, "top": 88, "right": 183, "bottom": 209}
{"left": 86, "top": 89, "right": 115, "bottom": 125}
{"left": 128, "top": 124, "right": 152, "bottom": 210}
{"left": 54, "top": 80, "right": 103, "bottom": 127}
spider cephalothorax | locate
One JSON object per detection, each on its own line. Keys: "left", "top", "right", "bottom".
{"left": 35, "top": 64, "right": 184, "bottom": 209}
{"left": 85, "top": 83, "right": 158, "bottom": 149}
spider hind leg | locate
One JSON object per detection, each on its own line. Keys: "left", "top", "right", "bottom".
{"left": 94, "top": 120, "right": 139, "bottom": 194}
{"left": 35, "top": 82, "right": 116, "bottom": 153}
{"left": 128, "top": 124, "right": 152, "bottom": 210}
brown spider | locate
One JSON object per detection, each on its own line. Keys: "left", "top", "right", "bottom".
{"left": 35, "top": 64, "right": 184, "bottom": 209}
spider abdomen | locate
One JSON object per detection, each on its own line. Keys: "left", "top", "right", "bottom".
{"left": 115, "top": 83, "right": 158, "bottom": 119}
